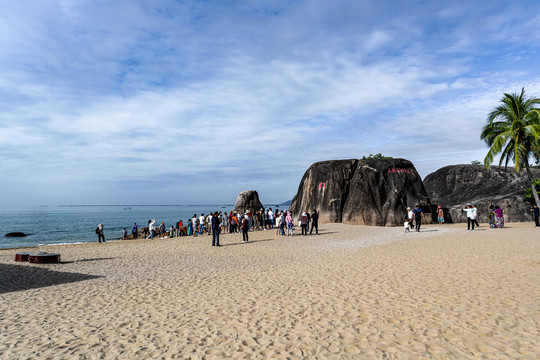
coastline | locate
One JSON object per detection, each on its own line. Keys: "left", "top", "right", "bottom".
{"left": 1, "top": 222, "right": 539, "bottom": 358}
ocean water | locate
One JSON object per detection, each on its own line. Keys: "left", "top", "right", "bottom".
{"left": 0, "top": 205, "right": 239, "bottom": 249}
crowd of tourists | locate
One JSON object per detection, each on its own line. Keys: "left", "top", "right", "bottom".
{"left": 108, "top": 208, "right": 320, "bottom": 246}
{"left": 402, "top": 203, "right": 538, "bottom": 232}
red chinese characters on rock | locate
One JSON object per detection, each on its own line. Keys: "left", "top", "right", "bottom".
{"left": 318, "top": 182, "right": 327, "bottom": 190}
{"left": 387, "top": 168, "right": 416, "bottom": 175}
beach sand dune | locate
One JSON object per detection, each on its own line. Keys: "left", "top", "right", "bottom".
{"left": 1, "top": 223, "right": 538, "bottom": 359}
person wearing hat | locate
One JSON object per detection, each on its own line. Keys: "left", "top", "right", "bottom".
{"left": 437, "top": 206, "right": 444, "bottom": 224}
{"left": 96, "top": 223, "right": 106, "bottom": 243}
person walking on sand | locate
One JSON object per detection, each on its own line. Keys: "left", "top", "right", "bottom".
{"left": 413, "top": 205, "right": 424, "bottom": 232}
{"left": 241, "top": 215, "right": 249, "bottom": 243}
{"left": 211, "top": 211, "right": 221, "bottom": 246}
{"left": 463, "top": 205, "right": 475, "bottom": 231}
{"left": 437, "top": 206, "right": 444, "bottom": 224}
{"left": 472, "top": 204, "right": 480, "bottom": 228}
{"left": 531, "top": 205, "right": 540, "bottom": 227}
{"left": 132, "top": 223, "right": 138, "bottom": 239}
{"left": 96, "top": 223, "right": 106, "bottom": 243}
{"left": 310, "top": 209, "right": 319, "bottom": 235}
{"left": 147, "top": 218, "right": 156, "bottom": 239}
{"left": 404, "top": 218, "right": 410, "bottom": 233}
{"left": 407, "top": 207, "right": 414, "bottom": 228}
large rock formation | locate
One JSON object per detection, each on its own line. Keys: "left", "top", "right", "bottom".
{"left": 234, "top": 190, "right": 264, "bottom": 214}
{"left": 423, "top": 164, "right": 540, "bottom": 223}
{"left": 290, "top": 159, "right": 431, "bottom": 226}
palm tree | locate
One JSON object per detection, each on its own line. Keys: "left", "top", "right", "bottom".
{"left": 481, "top": 88, "right": 540, "bottom": 208}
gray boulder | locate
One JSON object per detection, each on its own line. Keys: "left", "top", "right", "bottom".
{"left": 423, "top": 164, "right": 540, "bottom": 223}
{"left": 290, "top": 159, "right": 431, "bottom": 226}
{"left": 234, "top": 190, "right": 264, "bottom": 214}
{"left": 5, "top": 232, "right": 27, "bottom": 237}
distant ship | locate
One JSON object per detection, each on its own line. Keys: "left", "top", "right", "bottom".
{"left": 123, "top": 207, "right": 131, "bottom": 210}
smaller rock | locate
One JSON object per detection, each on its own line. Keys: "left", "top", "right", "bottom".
{"left": 234, "top": 190, "right": 264, "bottom": 214}
{"left": 5, "top": 232, "right": 27, "bottom": 237}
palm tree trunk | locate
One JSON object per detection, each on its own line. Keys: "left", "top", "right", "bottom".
{"left": 525, "top": 166, "right": 540, "bottom": 208}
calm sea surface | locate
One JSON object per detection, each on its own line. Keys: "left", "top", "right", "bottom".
{"left": 0, "top": 205, "right": 243, "bottom": 249}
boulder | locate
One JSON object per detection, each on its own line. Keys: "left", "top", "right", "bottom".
{"left": 234, "top": 190, "right": 264, "bottom": 214}
{"left": 5, "top": 232, "right": 27, "bottom": 237}
{"left": 423, "top": 164, "right": 540, "bottom": 223}
{"left": 290, "top": 159, "right": 431, "bottom": 226}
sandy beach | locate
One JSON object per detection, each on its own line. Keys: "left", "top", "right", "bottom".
{"left": 0, "top": 223, "right": 539, "bottom": 359}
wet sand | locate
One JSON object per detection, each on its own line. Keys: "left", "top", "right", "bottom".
{"left": 0, "top": 222, "right": 539, "bottom": 359}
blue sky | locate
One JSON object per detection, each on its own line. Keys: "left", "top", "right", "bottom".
{"left": 1, "top": 0, "right": 540, "bottom": 207}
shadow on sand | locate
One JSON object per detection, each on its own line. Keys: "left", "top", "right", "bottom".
{"left": 221, "top": 238, "right": 274, "bottom": 247}
{"left": 61, "top": 257, "right": 116, "bottom": 264}
{"left": 0, "top": 263, "right": 103, "bottom": 294}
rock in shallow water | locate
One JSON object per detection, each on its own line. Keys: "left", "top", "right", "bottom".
{"left": 5, "top": 232, "right": 27, "bottom": 237}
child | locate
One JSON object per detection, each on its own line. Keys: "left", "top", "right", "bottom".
{"left": 403, "top": 219, "right": 410, "bottom": 233}
{"left": 122, "top": 228, "right": 127, "bottom": 240}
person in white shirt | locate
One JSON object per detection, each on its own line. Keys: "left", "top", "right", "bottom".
{"left": 267, "top": 209, "right": 274, "bottom": 229}
{"left": 199, "top": 214, "right": 205, "bottom": 235}
{"left": 276, "top": 213, "right": 282, "bottom": 236}
{"left": 463, "top": 205, "right": 476, "bottom": 231}
{"left": 407, "top": 207, "right": 414, "bottom": 228}
{"left": 147, "top": 218, "right": 156, "bottom": 239}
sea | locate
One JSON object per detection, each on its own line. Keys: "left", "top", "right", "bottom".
{"left": 0, "top": 205, "right": 253, "bottom": 249}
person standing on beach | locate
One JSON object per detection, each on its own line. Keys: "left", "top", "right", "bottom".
{"left": 211, "top": 211, "right": 221, "bottom": 246}
{"left": 187, "top": 218, "right": 193, "bottom": 236}
{"left": 463, "top": 205, "right": 475, "bottom": 231}
{"left": 488, "top": 206, "right": 496, "bottom": 228}
{"left": 241, "top": 215, "right": 249, "bottom": 243}
{"left": 310, "top": 209, "right": 319, "bottom": 235}
{"left": 267, "top": 208, "right": 274, "bottom": 229}
{"left": 147, "top": 218, "right": 156, "bottom": 239}
{"left": 413, "top": 205, "right": 424, "bottom": 232}
{"left": 96, "top": 223, "right": 106, "bottom": 243}
{"left": 132, "top": 223, "right": 138, "bottom": 239}
{"left": 122, "top": 228, "right": 127, "bottom": 240}
{"left": 494, "top": 206, "right": 504, "bottom": 228}
{"left": 286, "top": 211, "right": 294, "bottom": 236}
{"left": 531, "top": 205, "right": 540, "bottom": 227}
{"left": 300, "top": 212, "right": 308, "bottom": 235}
{"left": 437, "top": 206, "right": 444, "bottom": 224}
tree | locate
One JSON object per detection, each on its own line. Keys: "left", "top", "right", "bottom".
{"left": 362, "top": 153, "right": 393, "bottom": 160}
{"left": 481, "top": 88, "right": 540, "bottom": 208}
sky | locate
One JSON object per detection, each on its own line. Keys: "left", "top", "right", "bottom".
{"left": 1, "top": 0, "right": 540, "bottom": 208}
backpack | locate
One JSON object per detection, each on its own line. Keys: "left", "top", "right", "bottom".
{"left": 95, "top": 227, "right": 99, "bottom": 234}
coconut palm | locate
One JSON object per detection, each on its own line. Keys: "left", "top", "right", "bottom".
{"left": 481, "top": 88, "right": 540, "bottom": 208}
